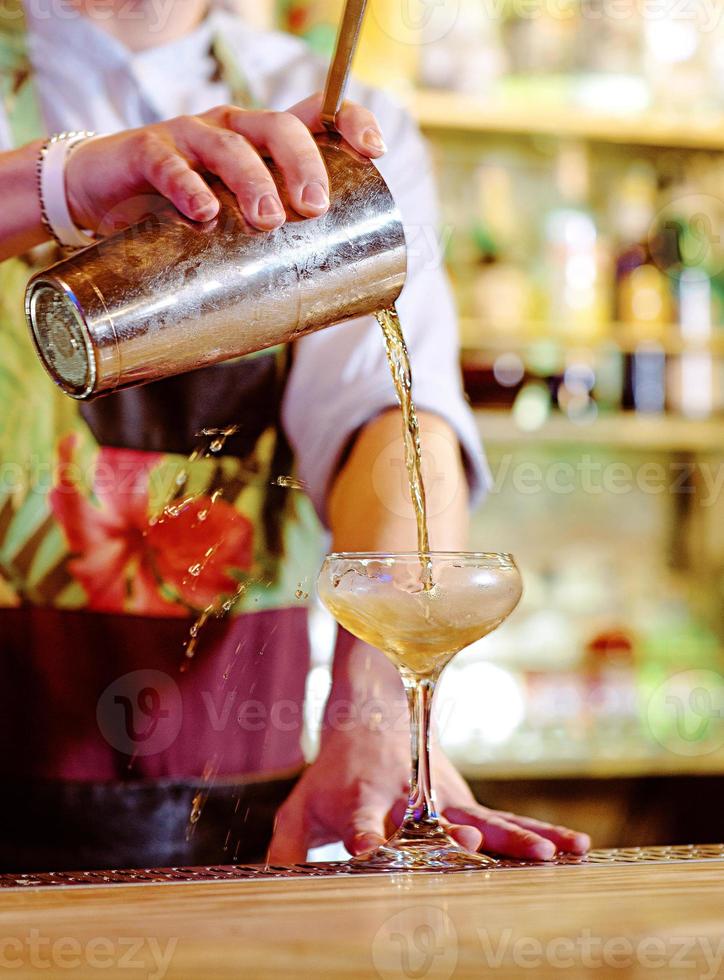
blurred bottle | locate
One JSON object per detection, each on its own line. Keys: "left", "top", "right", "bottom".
{"left": 470, "top": 164, "right": 532, "bottom": 342}
{"left": 669, "top": 268, "right": 715, "bottom": 418}
{"left": 584, "top": 629, "right": 640, "bottom": 754}
{"left": 624, "top": 342, "right": 667, "bottom": 415}
{"left": 502, "top": 0, "right": 580, "bottom": 75}
{"left": 654, "top": 177, "right": 720, "bottom": 416}
{"left": 594, "top": 343, "right": 625, "bottom": 413}
{"left": 612, "top": 161, "right": 672, "bottom": 334}
{"left": 544, "top": 143, "right": 611, "bottom": 343}
{"left": 575, "top": 0, "right": 644, "bottom": 77}
{"left": 419, "top": 0, "right": 506, "bottom": 95}
{"left": 613, "top": 163, "right": 671, "bottom": 414}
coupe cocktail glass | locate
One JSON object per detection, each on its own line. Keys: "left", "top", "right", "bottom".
{"left": 318, "top": 552, "right": 523, "bottom": 872}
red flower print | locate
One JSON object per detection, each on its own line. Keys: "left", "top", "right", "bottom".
{"left": 50, "top": 436, "right": 253, "bottom": 616}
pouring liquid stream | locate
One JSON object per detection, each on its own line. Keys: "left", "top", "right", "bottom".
{"left": 375, "top": 305, "right": 433, "bottom": 589}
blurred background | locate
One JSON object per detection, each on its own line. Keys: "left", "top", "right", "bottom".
{"left": 261, "top": 0, "right": 723, "bottom": 848}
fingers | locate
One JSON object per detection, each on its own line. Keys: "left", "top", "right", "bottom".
{"left": 175, "top": 117, "right": 287, "bottom": 230}
{"left": 266, "top": 803, "right": 309, "bottom": 866}
{"left": 498, "top": 813, "right": 591, "bottom": 855}
{"left": 444, "top": 806, "right": 559, "bottom": 861}
{"left": 76, "top": 98, "right": 386, "bottom": 235}
{"left": 343, "top": 806, "right": 388, "bottom": 856}
{"left": 135, "top": 133, "right": 220, "bottom": 223}
{"left": 206, "top": 106, "right": 330, "bottom": 220}
{"left": 444, "top": 821, "right": 483, "bottom": 853}
{"left": 388, "top": 797, "right": 407, "bottom": 829}
{"left": 387, "top": 799, "right": 482, "bottom": 854}
{"left": 289, "top": 92, "right": 387, "bottom": 158}
{"left": 143, "top": 97, "right": 385, "bottom": 230}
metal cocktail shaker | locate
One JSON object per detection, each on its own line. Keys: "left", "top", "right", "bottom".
{"left": 24, "top": 134, "right": 407, "bottom": 400}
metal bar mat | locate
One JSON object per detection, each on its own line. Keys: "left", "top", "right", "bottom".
{"left": 1, "top": 845, "right": 722, "bottom": 890}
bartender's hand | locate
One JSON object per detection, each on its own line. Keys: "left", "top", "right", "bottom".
{"left": 269, "top": 409, "right": 591, "bottom": 865}
{"left": 268, "top": 718, "right": 591, "bottom": 863}
{"left": 65, "top": 93, "right": 386, "bottom": 234}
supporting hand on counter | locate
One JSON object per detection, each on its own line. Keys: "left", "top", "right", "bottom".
{"left": 268, "top": 409, "right": 590, "bottom": 866}
{"left": 267, "top": 680, "right": 591, "bottom": 864}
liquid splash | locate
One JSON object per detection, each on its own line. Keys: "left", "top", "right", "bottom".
{"left": 186, "top": 756, "right": 219, "bottom": 841}
{"left": 147, "top": 423, "right": 246, "bottom": 671}
{"left": 272, "top": 475, "right": 307, "bottom": 491}
{"left": 181, "top": 581, "right": 246, "bottom": 670}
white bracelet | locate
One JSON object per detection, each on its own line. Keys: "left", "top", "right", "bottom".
{"left": 37, "top": 131, "right": 98, "bottom": 250}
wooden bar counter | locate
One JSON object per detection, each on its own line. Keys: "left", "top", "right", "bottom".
{"left": 0, "top": 846, "right": 722, "bottom": 978}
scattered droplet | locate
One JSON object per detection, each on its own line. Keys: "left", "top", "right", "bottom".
{"left": 189, "top": 794, "right": 203, "bottom": 825}
{"left": 272, "top": 475, "right": 306, "bottom": 490}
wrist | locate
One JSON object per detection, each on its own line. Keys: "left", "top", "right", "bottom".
{"left": 324, "top": 643, "right": 407, "bottom": 741}
{"left": 18, "top": 141, "right": 45, "bottom": 227}
{"left": 63, "top": 138, "right": 98, "bottom": 234}
{"left": 37, "top": 132, "right": 99, "bottom": 248}
{"left": 330, "top": 638, "right": 401, "bottom": 700}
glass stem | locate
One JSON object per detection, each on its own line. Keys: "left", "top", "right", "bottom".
{"left": 401, "top": 676, "right": 439, "bottom": 829}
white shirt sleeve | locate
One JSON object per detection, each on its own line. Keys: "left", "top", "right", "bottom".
{"left": 281, "top": 90, "right": 488, "bottom": 526}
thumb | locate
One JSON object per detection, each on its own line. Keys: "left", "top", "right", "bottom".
{"left": 266, "top": 802, "right": 309, "bottom": 866}
{"left": 343, "top": 807, "right": 388, "bottom": 856}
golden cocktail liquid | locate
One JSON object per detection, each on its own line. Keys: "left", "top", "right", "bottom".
{"left": 321, "top": 586, "right": 507, "bottom": 678}
{"left": 375, "top": 306, "right": 433, "bottom": 588}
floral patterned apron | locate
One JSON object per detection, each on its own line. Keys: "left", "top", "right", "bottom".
{"left": 0, "top": 4, "right": 324, "bottom": 869}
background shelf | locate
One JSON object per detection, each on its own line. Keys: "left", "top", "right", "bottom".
{"left": 456, "top": 750, "right": 724, "bottom": 781}
{"left": 461, "top": 327, "right": 724, "bottom": 357}
{"left": 409, "top": 89, "right": 724, "bottom": 151}
{"left": 474, "top": 408, "right": 724, "bottom": 452}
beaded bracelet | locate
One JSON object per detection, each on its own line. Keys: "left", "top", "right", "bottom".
{"left": 36, "top": 131, "right": 98, "bottom": 250}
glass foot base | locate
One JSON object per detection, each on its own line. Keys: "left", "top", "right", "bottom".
{"left": 348, "top": 828, "right": 498, "bottom": 873}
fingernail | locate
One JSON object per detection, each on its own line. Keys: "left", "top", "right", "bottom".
{"left": 301, "top": 181, "right": 329, "bottom": 210}
{"left": 363, "top": 128, "right": 387, "bottom": 154}
{"left": 190, "top": 192, "right": 217, "bottom": 217}
{"left": 258, "top": 193, "right": 284, "bottom": 221}
{"left": 531, "top": 840, "right": 557, "bottom": 861}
